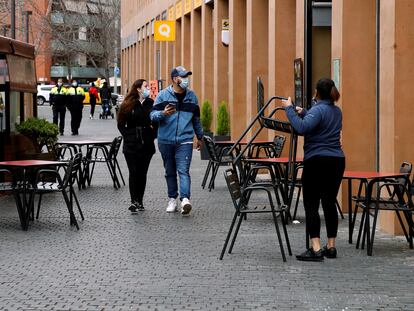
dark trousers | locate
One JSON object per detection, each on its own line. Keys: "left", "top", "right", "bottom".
{"left": 124, "top": 152, "right": 153, "bottom": 204}
{"left": 302, "top": 156, "right": 345, "bottom": 239}
{"left": 52, "top": 105, "right": 66, "bottom": 134}
{"left": 70, "top": 106, "right": 83, "bottom": 134}
{"left": 90, "top": 98, "right": 96, "bottom": 116}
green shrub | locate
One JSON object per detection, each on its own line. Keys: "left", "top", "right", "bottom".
{"left": 216, "top": 101, "right": 230, "bottom": 136}
{"left": 16, "top": 118, "right": 59, "bottom": 153}
{"left": 201, "top": 100, "right": 213, "bottom": 132}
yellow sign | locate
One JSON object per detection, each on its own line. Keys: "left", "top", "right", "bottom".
{"left": 222, "top": 19, "right": 229, "bottom": 30}
{"left": 193, "top": 0, "right": 202, "bottom": 9}
{"left": 168, "top": 6, "right": 175, "bottom": 20}
{"left": 175, "top": 0, "right": 182, "bottom": 19}
{"left": 184, "top": 0, "right": 191, "bottom": 14}
{"left": 154, "top": 20, "right": 176, "bottom": 41}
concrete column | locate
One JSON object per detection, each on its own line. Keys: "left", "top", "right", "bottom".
{"left": 213, "top": 0, "right": 229, "bottom": 131}
{"left": 174, "top": 19, "right": 182, "bottom": 67}
{"left": 201, "top": 4, "right": 214, "bottom": 105}
{"left": 379, "top": 0, "right": 414, "bottom": 234}
{"left": 182, "top": 14, "right": 191, "bottom": 68}
{"left": 332, "top": 0, "right": 376, "bottom": 212}
{"left": 148, "top": 31, "right": 154, "bottom": 80}
{"left": 228, "top": 0, "right": 246, "bottom": 139}
{"left": 246, "top": 0, "right": 268, "bottom": 139}
{"left": 165, "top": 41, "right": 174, "bottom": 86}
{"left": 191, "top": 8, "right": 202, "bottom": 99}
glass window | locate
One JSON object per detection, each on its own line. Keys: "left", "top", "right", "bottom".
{"left": 0, "top": 91, "right": 5, "bottom": 132}
{"left": 9, "top": 91, "right": 20, "bottom": 132}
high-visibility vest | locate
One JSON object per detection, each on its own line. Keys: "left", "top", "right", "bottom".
{"left": 67, "top": 86, "right": 85, "bottom": 96}
{"left": 50, "top": 86, "right": 67, "bottom": 95}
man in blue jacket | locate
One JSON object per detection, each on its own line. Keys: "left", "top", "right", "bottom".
{"left": 150, "top": 66, "right": 203, "bottom": 216}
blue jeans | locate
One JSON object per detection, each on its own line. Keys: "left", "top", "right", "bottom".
{"left": 158, "top": 143, "right": 193, "bottom": 200}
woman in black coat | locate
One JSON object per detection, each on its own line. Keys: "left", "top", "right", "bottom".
{"left": 117, "top": 79, "right": 156, "bottom": 213}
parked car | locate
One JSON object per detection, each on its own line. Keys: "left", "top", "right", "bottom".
{"left": 37, "top": 84, "right": 54, "bottom": 105}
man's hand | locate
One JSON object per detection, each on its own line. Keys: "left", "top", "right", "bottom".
{"left": 163, "top": 104, "right": 176, "bottom": 116}
{"left": 281, "top": 97, "right": 293, "bottom": 108}
{"left": 295, "top": 106, "right": 304, "bottom": 114}
{"left": 196, "top": 139, "right": 203, "bottom": 151}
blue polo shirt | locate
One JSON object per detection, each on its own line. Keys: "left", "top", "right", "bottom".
{"left": 285, "top": 100, "right": 345, "bottom": 161}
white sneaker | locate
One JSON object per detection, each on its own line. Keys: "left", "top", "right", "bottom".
{"left": 89, "top": 115, "right": 92, "bottom": 119}
{"left": 166, "top": 198, "right": 177, "bottom": 213}
{"left": 181, "top": 198, "right": 192, "bottom": 216}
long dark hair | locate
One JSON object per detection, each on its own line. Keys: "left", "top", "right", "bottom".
{"left": 117, "top": 79, "right": 146, "bottom": 124}
{"left": 316, "top": 78, "right": 340, "bottom": 103}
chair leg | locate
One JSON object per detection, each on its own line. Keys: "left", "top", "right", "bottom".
{"left": 404, "top": 211, "right": 414, "bottom": 249}
{"left": 228, "top": 212, "right": 244, "bottom": 254}
{"left": 271, "top": 208, "right": 286, "bottom": 262}
{"left": 356, "top": 208, "right": 366, "bottom": 249}
{"left": 36, "top": 193, "right": 43, "bottom": 219}
{"left": 292, "top": 186, "right": 301, "bottom": 220}
{"left": 219, "top": 212, "right": 238, "bottom": 260}
{"left": 115, "top": 159, "right": 126, "bottom": 186}
{"left": 62, "top": 189, "right": 79, "bottom": 230}
{"left": 202, "top": 160, "right": 212, "bottom": 189}
{"left": 395, "top": 210, "right": 410, "bottom": 244}
{"left": 208, "top": 163, "right": 219, "bottom": 191}
{"left": 368, "top": 207, "right": 380, "bottom": 256}
{"left": 335, "top": 199, "right": 345, "bottom": 219}
{"left": 280, "top": 211, "right": 292, "bottom": 256}
{"left": 71, "top": 187, "right": 84, "bottom": 221}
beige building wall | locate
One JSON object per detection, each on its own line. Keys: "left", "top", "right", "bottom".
{"left": 121, "top": 0, "right": 414, "bottom": 236}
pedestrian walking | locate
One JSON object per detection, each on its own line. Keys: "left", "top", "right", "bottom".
{"left": 117, "top": 79, "right": 156, "bottom": 213}
{"left": 150, "top": 66, "right": 203, "bottom": 216}
{"left": 89, "top": 82, "right": 99, "bottom": 119}
{"left": 50, "top": 78, "right": 67, "bottom": 135}
{"left": 67, "top": 80, "right": 85, "bottom": 136}
{"left": 282, "top": 78, "right": 345, "bottom": 262}
{"left": 100, "top": 81, "right": 112, "bottom": 117}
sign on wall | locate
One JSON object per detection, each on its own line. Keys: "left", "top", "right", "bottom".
{"left": 333, "top": 58, "right": 341, "bottom": 91}
{"left": 294, "top": 58, "right": 304, "bottom": 108}
{"left": 154, "top": 21, "right": 176, "bottom": 41}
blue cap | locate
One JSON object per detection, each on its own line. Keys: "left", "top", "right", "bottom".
{"left": 171, "top": 66, "right": 192, "bottom": 79}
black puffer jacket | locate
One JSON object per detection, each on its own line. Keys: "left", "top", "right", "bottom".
{"left": 117, "top": 98, "right": 156, "bottom": 154}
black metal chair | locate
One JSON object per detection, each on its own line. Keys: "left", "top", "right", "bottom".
{"left": 220, "top": 169, "right": 291, "bottom": 262}
{"left": 34, "top": 153, "right": 83, "bottom": 229}
{"left": 201, "top": 136, "right": 233, "bottom": 191}
{"left": 85, "top": 136, "right": 125, "bottom": 189}
{"left": 355, "top": 162, "right": 413, "bottom": 254}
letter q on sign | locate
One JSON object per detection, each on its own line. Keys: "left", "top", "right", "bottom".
{"left": 154, "top": 21, "right": 176, "bottom": 41}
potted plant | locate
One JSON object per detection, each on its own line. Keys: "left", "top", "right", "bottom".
{"left": 16, "top": 117, "right": 59, "bottom": 159}
{"left": 214, "top": 101, "right": 231, "bottom": 141}
{"left": 200, "top": 100, "right": 213, "bottom": 160}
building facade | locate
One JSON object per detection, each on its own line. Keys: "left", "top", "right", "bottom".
{"left": 121, "top": 0, "right": 414, "bottom": 235}
{"left": 0, "top": 0, "right": 120, "bottom": 83}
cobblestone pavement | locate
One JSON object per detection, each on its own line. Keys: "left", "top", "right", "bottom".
{"left": 0, "top": 106, "right": 413, "bottom": 311}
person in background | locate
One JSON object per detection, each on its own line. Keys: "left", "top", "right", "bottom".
{"left": 50, "top": 78, "right": 67, "bottom": 135}
{"left": 150, "top": 66, "right": 203, "bottom": 216}
{"left": 117, "top": 79, "right": 156, "bottom": 213}
{"left": 100, "top": 81, "right": 112, "bottom": 115}
{"left": 67, "top": 80, "right": 85, "bottom": 135}
{"left": 89, "top": 82, "right": 99, "bottom": 119}
{"left": 282, "top": 78, "right": 345, "bottom": 262}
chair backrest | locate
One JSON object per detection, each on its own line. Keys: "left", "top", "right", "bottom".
{"left": 272, "top": 134, "right": 286, "bottom": 158}
{"left": 224, "top": 169, "right": 242, "bottom": 210}
{"left": 397, "top": 161, "right": 412, "bottom": 197}
{"left": 63, "top": 153, "right": 82, "bottom": 187}
{"left": 108, "top": 136, "right": 123, "bottom": 160}
{"left": 203, "top": 136, "right": 219, "bottom": 162}
{"left": 55, "top": 144, "right": 75, "bottom": 161}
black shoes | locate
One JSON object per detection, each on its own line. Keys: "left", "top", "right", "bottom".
{"left": 322, "top": 246, "right": 337, "bottom": 258}
{"left": 128, "top": 202, "right": 145, "bottom": 214}
{"left": 296, "top": 248, "right": 324, "bottom": 262}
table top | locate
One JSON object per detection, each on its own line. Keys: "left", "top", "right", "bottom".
{"left": 343, "top": 170, "right": 408, "bottom": 179}
{"left": 57, "top": 140, "right": 112, "bottom": 146}
{"left": 215, "top": 140, "right": 274, "bottom": 145}
{"left": 0, "top": 160, "right": 66, "bottom": 167}
{"left": 246, "top": 157, "right": 303, "bottom": 163}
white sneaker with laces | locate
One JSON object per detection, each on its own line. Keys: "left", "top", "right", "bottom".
{"left": 166, "top": 198, "right": 177, "bottom": 213}
{"left": 181, "top": 198, "right": 192, "bottom": 216}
